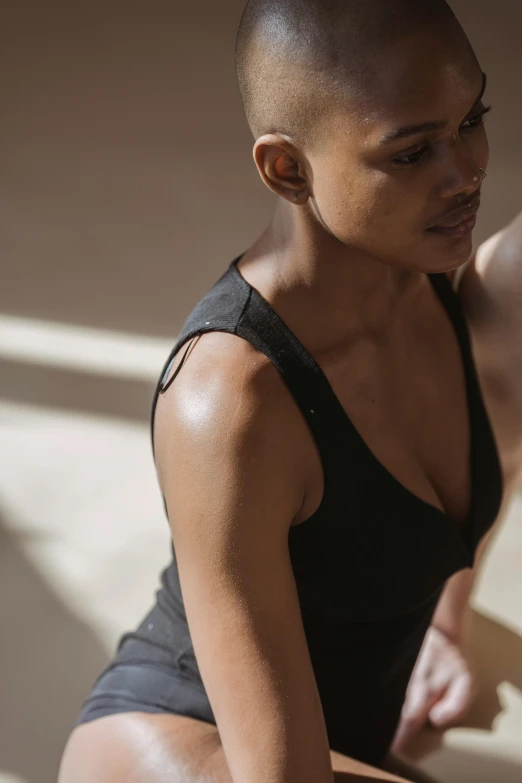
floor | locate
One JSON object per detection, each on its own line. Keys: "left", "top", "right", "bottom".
{"left": 1, "top": 1, "right": 521, "bottom": 782}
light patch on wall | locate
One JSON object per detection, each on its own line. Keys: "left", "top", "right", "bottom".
{"left": 0, "top": 314, "right": 174, "bottom": 381}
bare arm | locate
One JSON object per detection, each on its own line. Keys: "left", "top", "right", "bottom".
{"left": 432, "top": 216, "right": 522, "bottom": 644}
{"left": 154, "top": 332, "right": 334, "bottom": 783}
{"left": 458, "top": 216, "right": 522, "bottom": 367}
{"left": 429, "top": 527, "right": 495, "bottom": 645}
{"left": 154, "top": 332, "right": 415, "bottom": 783}
{"left": 458, "top": 221, "right": 522, "bottom": 481}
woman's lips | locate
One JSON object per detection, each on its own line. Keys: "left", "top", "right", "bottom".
{"left": 427, "top": 212, "right": 477, "bottom": 238}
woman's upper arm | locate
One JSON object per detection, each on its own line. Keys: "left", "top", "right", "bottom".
{"left": 153, "top": 333, "right": 335, "bottom": 783}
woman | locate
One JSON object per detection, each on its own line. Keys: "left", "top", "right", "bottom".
{"left": 58, "top": 1, "right": 512, "bottom": 781}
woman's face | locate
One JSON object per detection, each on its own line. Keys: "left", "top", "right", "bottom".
{"left": 307, "top": 30, "right": 490, "bottom": 273}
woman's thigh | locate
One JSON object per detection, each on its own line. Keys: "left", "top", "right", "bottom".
{"left": 58, "top": 711, "right": 232, "bottom": 783}
{"left": 381, "top": 751, "right": 442, "bottom": 783}
{"left": 58, "top": 710, "right": 439, "bottom": 783}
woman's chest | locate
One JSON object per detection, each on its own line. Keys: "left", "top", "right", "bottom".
{"left": 290, "top": 295, "right": 504, "bottom": 622}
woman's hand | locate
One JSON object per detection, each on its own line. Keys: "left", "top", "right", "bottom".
{"left": 389, "top": 625, "right": 479, "bottom": 754}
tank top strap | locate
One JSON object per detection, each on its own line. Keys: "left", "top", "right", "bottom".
{"left": 427, "top": 271, "right": 504, "bottom": 552}
{"left": 150, "top": 257, "right": 250, "bottom": 460}
{"left": 232, "top": 267, "right": 349, "bottom": 461}
{"left": 149, "top": 254, "right": 347, "bottom": 499}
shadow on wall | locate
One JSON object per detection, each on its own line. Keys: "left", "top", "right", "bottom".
{"left": 404, "top": 608, "right": 522, "bottom": 782}
{"left": 0, "top": 518, "right": 109, "bottom": 783}
{"left": 0, "top": 358, "right": 153, "bottom": 424}
{"left": 464, "top": 610, "right": 522, "bottom": 730}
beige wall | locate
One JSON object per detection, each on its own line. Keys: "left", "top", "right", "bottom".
{"left": 2, "top": 1, "right": 520, "bottom": 345}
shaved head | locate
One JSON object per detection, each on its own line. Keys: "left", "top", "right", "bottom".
{"left": 234, "top": 0, "right": 488, "bottom": 277}
{"left": 235, "top": 0, "right": 461, "bottom": 153}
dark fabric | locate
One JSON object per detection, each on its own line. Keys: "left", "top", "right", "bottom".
{"left": 75, "top": 253, "right": 503, "bottom": 768}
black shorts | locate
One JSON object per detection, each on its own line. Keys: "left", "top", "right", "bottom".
{"left": 74, "top": 605, "right": 216, "bottom": 729}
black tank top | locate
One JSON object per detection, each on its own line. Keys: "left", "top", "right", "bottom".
{"left": 118, "top": 251, "right": 503, "bottom": 768}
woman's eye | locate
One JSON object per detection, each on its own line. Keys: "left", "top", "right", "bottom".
{"left": 392, "top": 104, "right": 493, "bottom": 168}
{"left": 462, "top": 103, "right": 493, "bottom": 131}
{"left": 392, "top": 148, "right": 428, "bottom": 167}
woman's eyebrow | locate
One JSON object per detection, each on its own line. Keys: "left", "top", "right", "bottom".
{"left": 377, "top": 71, "right": 487, "bottom": 145}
